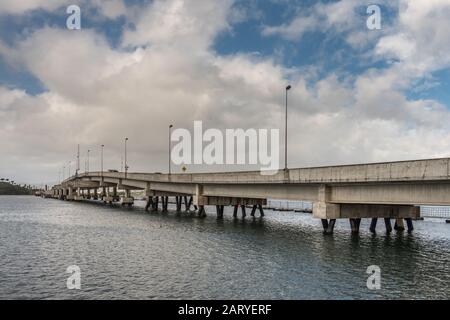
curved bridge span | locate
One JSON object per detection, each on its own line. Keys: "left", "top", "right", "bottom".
{"left": 44, "top": 157, "right": 450, "bottom": 234}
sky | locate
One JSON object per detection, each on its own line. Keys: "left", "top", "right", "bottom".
{"left": 1, "top": 0, "right": 450, "bottom": 185}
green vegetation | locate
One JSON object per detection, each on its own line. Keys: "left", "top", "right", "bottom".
{"left": 0, "top": 182, "right": 33, "bottom": 195}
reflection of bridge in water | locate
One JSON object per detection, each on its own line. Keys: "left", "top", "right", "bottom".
{"left": 39, "top": 157, "right": 450, "bottom": 235}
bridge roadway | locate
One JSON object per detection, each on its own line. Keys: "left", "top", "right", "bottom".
{"left": 47, "top": 157, "right": 450, "bottom": 234}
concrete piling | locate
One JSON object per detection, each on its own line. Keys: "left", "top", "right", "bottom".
{"left": 233, "top": 205, "right": 238, "bottom": 218}
{"left": 405, "top": 218, "right": 414, "bottom": 233}
{"left": 162, "top": 196, "right": 168, "bottom": 212}
{"left": 145, "top": 196, "right": 153, "bottom": 212}
{"left": 321, "top": 219, "right": 329, "bottom": 230}
{"left": 384, "top": 218, "right": 392, "bottom": 233}
{"left": 250, "top": 205, "right": 257, "bottom": 217}
{"left": 183, "top": 196, "right": 191, "bottom": 211}
{"left": 152, "top": 196, "right": 159, "bottom": 212}
{"left": 322, "top": 219, "right": 336, "bottom": 235}
{"left": 176, "top": 196, "right": 182, "bottom": 212}
{"left": 216, "top": 205, "right": 224, "bottom": 219}
{"left": 349, "top": 218, "right": 361, "bottom": 233}
{"left": 240, "top": 205, "right": 246, "bottom": 218}
{"left": 258, "top": 204, "right": 264, "bottom": 217}
{"left": 394, "top": 218, "right": 405, "bottom": 231}
{"left": 370, "top": 218, "right": 378, "bottom": 233}
{"left": 198, "top": 205, "right": 206, "bottom": 218}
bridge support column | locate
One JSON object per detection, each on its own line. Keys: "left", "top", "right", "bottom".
{"left": 370, "top": 218, "right": 378, "bottom": 233}
{"left": 161, "top": 196, "right": 168, "bottom": 212}
{"left": 176, "top": 197, "right": 182, "bottom": 213}
{"left": 145, "top": 196, "right": 154, "bottom": 212}
{"left": 198, "top": 205, "right": 206, "bottom": 218}
{"left": 250, "top": 205, "right": 257, "bottom": 217}
{"left": 384, "top": 218, "right": 392, "bottom": 233}
{"left": 151, "top": 196, "right": 159, "bottom": 212}
{"left": 216, "top": 205, "right": 224, "bottom": 219}
{"left": 67, "top": 187, "right": 72, "bottom": 201}
{"left": 349, "top": 218, "right": 361, "bottom": 234}
{"left": 258, "top": 204, "right": 265, "bottom": 217}
{"left": 193, "top": 185, "right": 207, "bottom": 213}
{"left": 394, "top": 218, "right": 405, "bottom": 231}
{"left": 321, "top": 219, "right": 336, "bottom": 235}
{"left": 183, "top": 196, "right": 191, "bottom": 211}
{"left": 240, "top": 205, "right": 246, "bottom": 218}
{"left": 405, "top": 218, "right": 414, "bottom": 233}
{"left": 233, "top": 205, "right": 238, "bottom": 218}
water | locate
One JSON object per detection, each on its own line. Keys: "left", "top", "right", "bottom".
{"left": 0, "top": 196, "right": 449, "bottom": 300}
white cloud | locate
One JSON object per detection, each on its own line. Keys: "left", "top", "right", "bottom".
{"left": 0, "top": 0, "right": 62, "bottom": 14}
{"left": 123, "top": 0, "right": 233, "bottom": 51}
{"left": 261, "top": 0, "right": 395, "bottom": 45}
{"left": 375, "top": 0, "right": 450, "bottom": 77}
{"left": 0, "top": 0, "right": 127, "bottom": 19}
{"left": 262, "top": 14, "right": 318, "bottom": 40}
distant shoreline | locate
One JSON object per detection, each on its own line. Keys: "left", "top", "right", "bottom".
{"left": 0, "top": 182, "right": 33, "bottom": 196}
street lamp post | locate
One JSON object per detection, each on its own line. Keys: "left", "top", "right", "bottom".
{"left": 68, "top": 161, "right": 71, "bottom": 177}
{"left": 101, "top": 144, "right": 104, "bottom": 176}
{"left": 87, "top": 149, "right": 91, "bottom": 173}
{"left": 169, "top": 124, "right": 173, "bottom": 175}
{"left": 124, "top": 138, "right": 128, "bottom": 178}
{"left": 285, "top": 85, "right": 291, "bottom": 171}
{"left": 76, "top": 144, "right": 80, "bottom": 177}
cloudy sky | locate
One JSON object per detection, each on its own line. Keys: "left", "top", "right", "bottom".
{"left": 1, "top": 0, "right": 450, "bottom": 185}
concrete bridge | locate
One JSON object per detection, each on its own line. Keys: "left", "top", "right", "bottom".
{"left": 44, "top": 157, "right": 450, "bottom": 234}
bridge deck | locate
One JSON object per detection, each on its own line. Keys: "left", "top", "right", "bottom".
{"left": 47, "top": 158, "right": 450, "bottom": 224}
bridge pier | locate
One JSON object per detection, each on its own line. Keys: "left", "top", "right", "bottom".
{"left": 241, "top": 205, "right": 246, "bottom": 218}
{"left": 216, "top": 205, "right": 224, "bottom": 219}
{"left": 321, "top": 219, "right": 336, "bottom": 235}
{"left": 384, "top": 218, "right": 392, "bottom": 233}
{"left": 183, "top": 196, "right": 189, "bottom": 211}
{"left": 145, "top": 196, "right": 153, "bottom": 212}
{"left": 67, "top": 187, "right": 74, "bottom": 201}
{"left": 153, "top": 196, "right": 160, "bottom": 212}
{"left": 349, "top": 218, "right": 361, "bottom": 233}
{"left": 405, "top": 218, "right": 414, "bottom": 233}
{"left": 160, "top": 196, "right": 168, "bottom": 212}
{"left": 250, "top": 205, "right": 257, "bottom": 217}
{"left": 233, "top": 205, "right": 238, "bottom": 218}
{"left": 314, "top": 200, "right": 420, "bottom": 234}
{"left": 258, "top": 204, "right": 264, "bottom": 217}
{"left": 176, "top": 196, "right": 182, "bottom": 212}
{"left": 370, "top": 218, "right": 378, "bottom": 233}
{"left": 198, "top": 205, "right": 206, "bottom": 218}
{"left": 394, "top": 218, "right": 405, "bottom": 231}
